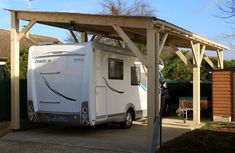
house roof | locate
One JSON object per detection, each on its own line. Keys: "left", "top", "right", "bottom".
{"left": 0, "top": 29, "right": 62, "bottom": 59}
{"left": 6, "top": 9, "right": 229, "bottom": 51}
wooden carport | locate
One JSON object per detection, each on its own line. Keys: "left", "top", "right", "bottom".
{"left": 8, "top": 9, "right": 228, "bottom": 143}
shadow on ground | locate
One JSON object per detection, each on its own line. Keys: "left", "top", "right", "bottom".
{"left": 0, "top": 118, "right": 190, "bottom": 153}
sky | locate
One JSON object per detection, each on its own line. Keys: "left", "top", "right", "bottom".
{"left": 0, "top": 0, "right": 234, "bottom": 60}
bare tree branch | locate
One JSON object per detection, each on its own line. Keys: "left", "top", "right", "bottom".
{"left": 100, "top": 0, "right": 155, "bottom": 16}
{"left": 216, "top": 0, "right": 235, "bottom": 19}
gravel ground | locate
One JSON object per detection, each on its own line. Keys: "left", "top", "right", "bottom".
{"left": 0, "top": 139, "right": 128, "bottom": 153}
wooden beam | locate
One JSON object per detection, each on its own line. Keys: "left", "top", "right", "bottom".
{"left": 112, "top": 24, "right": 148, "bottom": 66}
{"left": 68, "top": 29, "right": 79, "bottom": 43}
{"left": 10, "top": 11, "right": 20, "bottom": 130}
{"left": 199, "top": 45, "right": 206, "bottom": 65}
{"left": 220, "top": 51, "right": 224, "bottom": 69}
{"left": 81, "top": 32, "right": 88, "bottom": 42}
{"left": 192, "top": 42, "right": 201, "bottom": 126}
{"left": 175, "top": 51, "right": 193, "bottom": 71}
{"left": 191, "top": 41, "right": 200, "bottom": 67}
{"left": 155, "top": 32, "right": 160, "bottom": 117}
{"left": 17, "top": 20, "right": 36, "bottom": 41}
{"left": 93, "top": 35, "right": 102, "bottom": 43}
{"left": 17, "top": 11, "right": 153, "bottom": 28}
{"left": 204, "top": 56, "right": 218, "bottom": 70}
{"left": 147, "top": 26, "right": 156, "bottom": 143}
{"left": 170, "top": 44, "right": 193, "bottom": 71}
{"left": 216, "top": 50, "right": 224, "bottom": 69}
{"left": 154, "top": 20, "right": 229, "bottom": 50}
{"left": 158, "top": 33, "right": 168, "bottom": 56}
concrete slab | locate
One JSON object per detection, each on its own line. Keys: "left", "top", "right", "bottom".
{"left": 1, "top": 120, "right": 189, "bottom": 153}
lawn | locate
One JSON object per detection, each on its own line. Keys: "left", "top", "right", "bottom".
{"left": 159, "top": 122, "right": 235, "bottom": 153}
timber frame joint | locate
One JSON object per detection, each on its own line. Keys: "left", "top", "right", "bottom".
{"left": 17, "top": 19, "right": 37, "bottom": 41}
{"left": 216, "top": 49, "right": 224, "bottom": 69}
{"left": 190, "top": 41, "right": 205, "bottom": 67}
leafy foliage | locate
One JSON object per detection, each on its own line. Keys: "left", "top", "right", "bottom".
{"left": 161, "top": 54, "right": 192, "bottom": 81}
{"left": 4, "top": 48, "right": 29, "bottom": 80}
{"left": 224, "top": 59, "right": 235, "bottom": 68}
{"left": 161, "top": 52, "right": 216, "bottom": 82}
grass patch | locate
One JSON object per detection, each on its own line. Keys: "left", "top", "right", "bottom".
{"left": 159, "top": 122, "right": 235, "bottom": 153}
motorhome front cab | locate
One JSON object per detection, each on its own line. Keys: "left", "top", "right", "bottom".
{"left": 27, "top": 42, "right": 160, "bottom": 128}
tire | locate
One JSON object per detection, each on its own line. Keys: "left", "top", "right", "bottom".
{"left": 28, "top": 104, "right": 35, "bottom": 122}
{"left": 120, "top": 110, "right": 133, "bottom": 129}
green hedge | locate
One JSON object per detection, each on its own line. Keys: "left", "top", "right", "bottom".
{"left": 167, "top": 82, "right": 212, "bottom": 104}
{"left": 0, "top": 80, "right": 28, "bottom": 121}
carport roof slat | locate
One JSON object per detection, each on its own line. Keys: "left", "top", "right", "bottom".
{"left": 6, "top": 9, "right": 229, "bottom": 51}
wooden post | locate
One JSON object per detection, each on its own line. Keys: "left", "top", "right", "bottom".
{"left": 81, "top": 32, "right": 88, "bottom": 42}
{"left": 192, "top": 42, "right": 201, "bottom": 126}
{"left": 219, "top": 51, "right": 224, "bottom": 69}
{"left": 10, "top": 11, "right": 20, "bottom": 130}
{"left": 155, "top": 32, "right": 160, "bottom": 116}
{"left": 147, "top": 26, "right": 156, "bottom": 141}
{"left": 217, "top": 50, "right": 224, "bottom": 69}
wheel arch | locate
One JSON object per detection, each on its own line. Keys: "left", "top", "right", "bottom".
{"left": 124, "top": 103, "right": 136, "bottom": 120}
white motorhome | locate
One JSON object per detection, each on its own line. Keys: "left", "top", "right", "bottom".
{"left": 27, "top": 42, "right": 163, "bottom": 128}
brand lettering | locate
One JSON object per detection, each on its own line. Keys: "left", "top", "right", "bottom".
{"left": 35, "top": 59, "right": 51, "bottom": 63}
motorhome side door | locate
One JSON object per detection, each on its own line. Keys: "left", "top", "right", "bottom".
{"left": 95, "top": 86, "right": 107, "bottom": 121}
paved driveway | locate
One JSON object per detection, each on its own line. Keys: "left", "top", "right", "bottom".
{"left": 1, "top": 119, "right": 190, "bottom": 153}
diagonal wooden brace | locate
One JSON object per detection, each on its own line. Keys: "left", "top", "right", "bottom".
{"left": 170, "top": 44, "right": 193, "bottom": 71}
{"left": 112, "top": 24, "right": 148, "bottom": 66}
{"left": 17, "top": 19, "right": 36, "bottom": 41}
{"left": 158, "top": 33, "right": 168, "bottom": 56}
{"left": 203, "top": 56, "right": 218, "bottom": 70}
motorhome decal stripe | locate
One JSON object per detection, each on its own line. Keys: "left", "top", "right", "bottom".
{"left": 40, "top": 72, "right": 60, "bottom": 75}
{"left": 103, "top": 77, "right": 124, "bottom": 94}
{"left": 41, "top": 76, "right": 77, "bottom": 101}
{"left": 34, "top": 54, "right": 85, "bottom": 59}
{"left": 107, "top": 113, "right": 124, "bottom": 118}
{"left": 140, "top": 83, "right": 147, "bottom": 91}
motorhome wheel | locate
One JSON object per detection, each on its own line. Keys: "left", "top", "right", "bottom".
{"left": 28, "top": 105, "right": 35, "bottom": 121}
{"left": 121, "top": 110, "right": 133, "bottom": 129}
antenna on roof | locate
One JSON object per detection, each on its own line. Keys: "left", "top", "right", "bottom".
{"left": 28, "top": 0, "right": 33, "bottom": 9}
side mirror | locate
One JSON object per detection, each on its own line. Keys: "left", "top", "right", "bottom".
{"left": 160, "top": 81, "right": 167, "bottom": 89}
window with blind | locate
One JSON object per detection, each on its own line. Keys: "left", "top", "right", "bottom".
{"left": 108, "top": 58, "right": 123, "bottom": 80}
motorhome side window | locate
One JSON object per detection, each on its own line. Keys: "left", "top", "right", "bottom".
{"left": 108, "top": 58, "right": 123, "bottom": 80}
{"left": 131, "top": 66, "right": 140, "bottom": 85}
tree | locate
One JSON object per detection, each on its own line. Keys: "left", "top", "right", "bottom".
{"left": 4, "top": 48, "right": 29, "bottom": 80}
{"left": 161, "top": 54, "right": 192, "bottom": 81}
{"left": 216, "top": 0, "right": 235, "bottom": 20}
{"left": 161, "top": 51, "right": 216, "bottom": 82}
{"left": 216, "top": 0, "right": 235, "bottom": 48}
{"left": 98, "top": 0, "right": 155, "bottom": 53}
{"left": 65, "top": 0, "right": 155, "bottom": 43}
{"left": 64, "top": 31, "right": 81, "bottom": 43}
{"left": 100, "top": 0, "right": 155, "bottom": 16}
{"left": 224, "top": 59, "right": 235, "bottom": 68}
